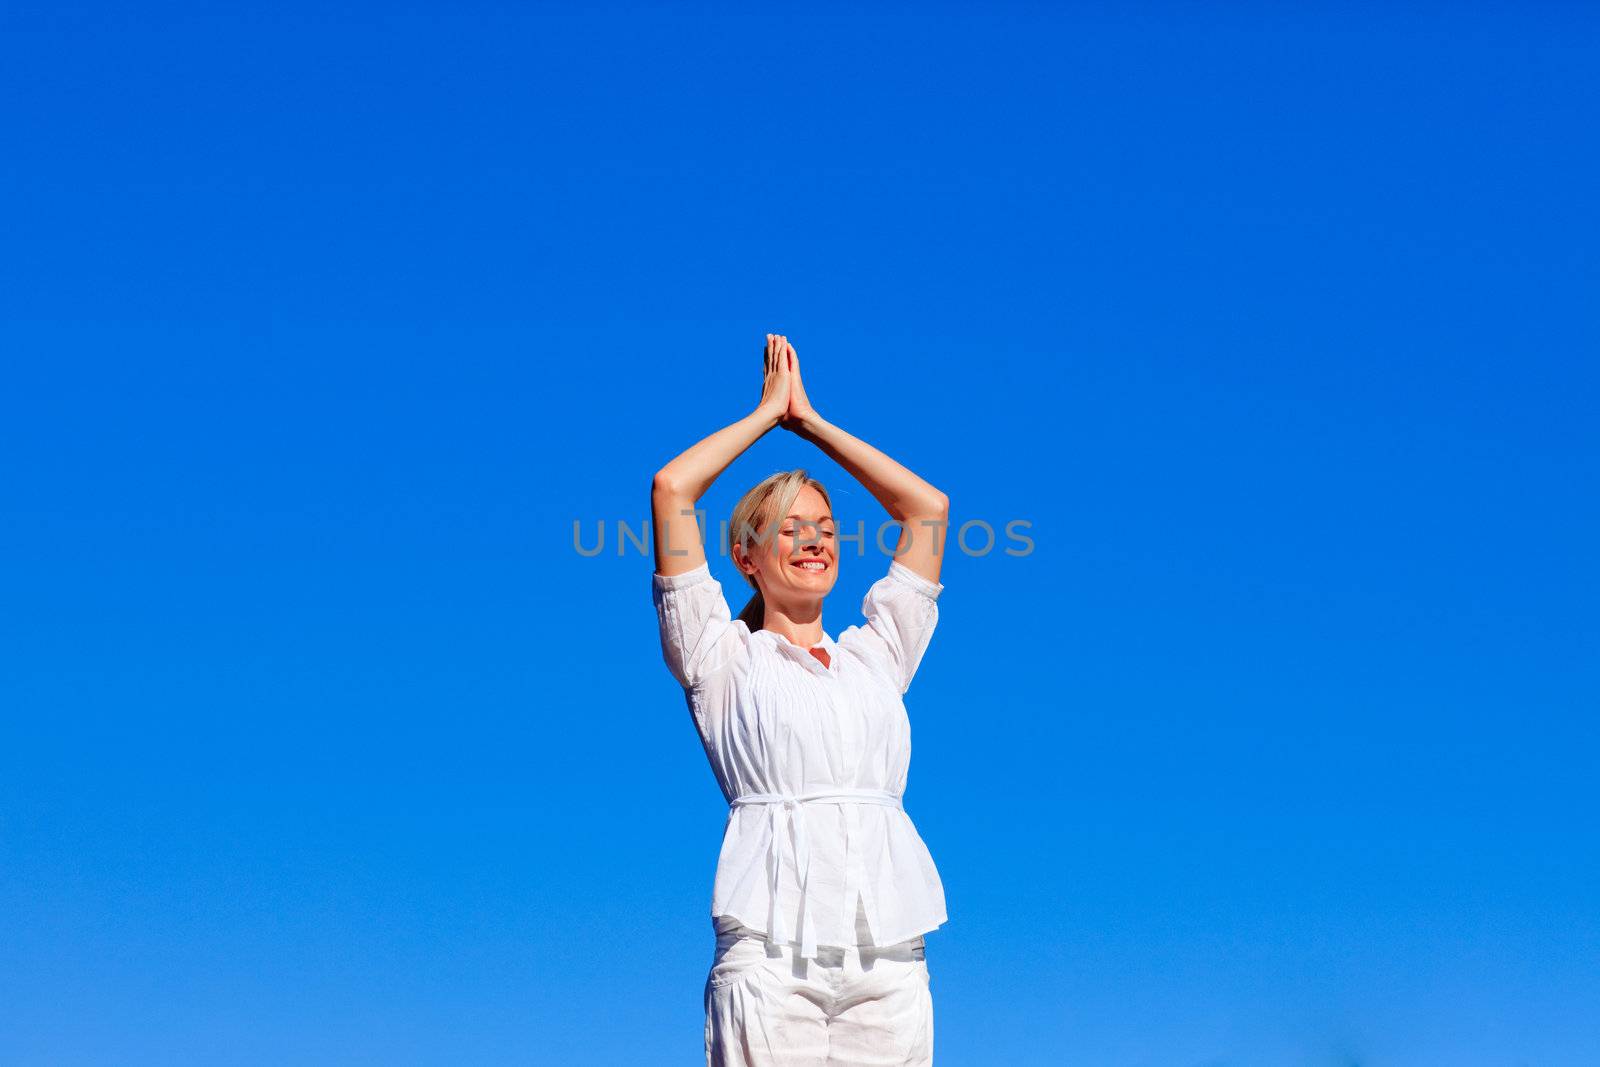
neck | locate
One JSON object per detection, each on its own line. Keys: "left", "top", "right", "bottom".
{"left": 760, "top": 600, "right": 825, "bottom": 648}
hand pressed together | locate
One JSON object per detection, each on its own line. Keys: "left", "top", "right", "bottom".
{"left": 755, "top": 332, "right": 819, "bottom": 431}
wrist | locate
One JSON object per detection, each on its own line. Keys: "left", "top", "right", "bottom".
{"left": 793, "top": 409, "right": 826, "bottom": 435}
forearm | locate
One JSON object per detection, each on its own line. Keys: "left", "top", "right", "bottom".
{"left": 791, "top": 412, "right": 948, "bottom": 521}
{"left": 654, "top": 406, "right": 780, "bottom": 503}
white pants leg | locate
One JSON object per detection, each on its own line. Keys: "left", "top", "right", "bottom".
{"left": 704, "top": 902, "right": 933, "bottom": 1067}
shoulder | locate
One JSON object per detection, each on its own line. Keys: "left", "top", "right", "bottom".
{"left": 834, "top": 560, "right": 945, "bottom": 694}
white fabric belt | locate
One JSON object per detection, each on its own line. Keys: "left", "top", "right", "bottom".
{"left": 728, "top": 787, "right": 905, "bottom": 960}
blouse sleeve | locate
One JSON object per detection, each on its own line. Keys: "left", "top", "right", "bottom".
{"left": 850, "top": 559, "right": 944, "bottom": 695}
{"left": 652, "top": 562, "right": 748, "bottom": 690}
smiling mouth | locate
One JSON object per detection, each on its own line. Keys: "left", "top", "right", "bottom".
{"left": 791, "top": 559, "right": 830, "bottom": 572}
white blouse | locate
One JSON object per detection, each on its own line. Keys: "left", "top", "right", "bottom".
{"left": 652, "top": 557, "right": 949, "bottom": 959}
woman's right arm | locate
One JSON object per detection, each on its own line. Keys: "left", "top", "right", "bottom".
{"left": 651, "top": 333, "right": 792, "bottom": 577}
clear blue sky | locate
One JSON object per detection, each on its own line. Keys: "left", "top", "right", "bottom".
{"left": 3, "top": 5, "right": 1596, "bottom": 1065}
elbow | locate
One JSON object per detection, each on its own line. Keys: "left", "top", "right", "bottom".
{"left": 896, "top": 492, "right": 948, "bottom": 528}
{"left": 652, "top": 468, "right": 685, "bottom": 500}
{"left": 911, "top": 491, "right": 949, "bottom": 521}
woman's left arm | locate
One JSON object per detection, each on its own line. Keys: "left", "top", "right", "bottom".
{"left": 779, "top": 341, "right": 949, "bottom": 584}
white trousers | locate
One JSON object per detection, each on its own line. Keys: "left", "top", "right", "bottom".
{"left": 704, "top": 901, "right": 933, "bottom": 1067}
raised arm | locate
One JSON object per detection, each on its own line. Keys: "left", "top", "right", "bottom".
{"left": 651, "top": 333, "right": 793, "bottom": 578}
{"left": 779, "top": 341, "right": 950, "bottom": 585}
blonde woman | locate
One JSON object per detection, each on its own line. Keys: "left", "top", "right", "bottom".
{"left": 651, "top": 333, "right": 950, "bottom": 1067}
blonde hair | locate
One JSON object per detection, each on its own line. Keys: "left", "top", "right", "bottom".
{"left": 730, "top": 468, "right": 833, "bottom": 632}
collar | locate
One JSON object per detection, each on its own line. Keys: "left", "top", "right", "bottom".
{"left": 755, "top": 627, "right": 840, "bottom": 675}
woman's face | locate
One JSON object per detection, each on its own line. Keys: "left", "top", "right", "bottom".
{"left": 740, "top": 485, "right": 838, "bottom": 606}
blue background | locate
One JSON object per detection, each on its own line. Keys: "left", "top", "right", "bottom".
{"left": 3, "top": 5, "right": 1597, "bottom": 1065}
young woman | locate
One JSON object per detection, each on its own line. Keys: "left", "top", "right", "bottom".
{"left": 651, "top": 333, "right": 951, "bottom": 1067}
